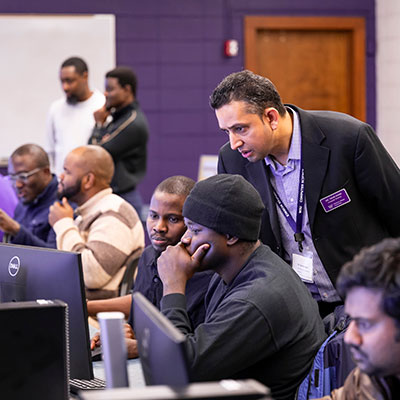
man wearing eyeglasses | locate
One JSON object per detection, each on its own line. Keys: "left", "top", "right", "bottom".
{"left": 0, "top": 144, "right": 57, "bottom": 248}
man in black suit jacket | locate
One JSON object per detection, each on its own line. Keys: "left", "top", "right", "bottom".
{"left": 210, "top": 70, "right": 400, "bottom": 316}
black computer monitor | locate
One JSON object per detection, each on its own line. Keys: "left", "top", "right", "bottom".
{"left": 0, "top": 300, "right": 69, "bottom": 400}
{"left": 133, "top": 292, "right": 190, "bottom": 386}
{"left": 0, "top": 243, "right": 93, "bottom": 380}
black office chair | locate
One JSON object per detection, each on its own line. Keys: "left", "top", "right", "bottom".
{"left": 119, "top": 257, "right": 140, "bottom": 296}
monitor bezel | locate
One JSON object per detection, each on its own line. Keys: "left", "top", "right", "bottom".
{"left": 133, "top": 292, "right": 190, "bottom": 386}
{"left": 0, "top": 242, "right": 93, "bottom": 380}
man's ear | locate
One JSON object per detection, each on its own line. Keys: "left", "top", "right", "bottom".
{"left": 226, "top": 234, "right": 239, "bottom": 246}
{"left": 263, "top": 107, "right": 280, "bottom": 130}
{"left": 123, "top": 84, "right": 133, "bottom": 97}
{"left": 43, "top": 166, "right": 51, "bottom": 175}
{"left": 82, "top": 172, "right": 95, "bottom": 190}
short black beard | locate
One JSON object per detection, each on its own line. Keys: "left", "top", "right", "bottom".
{"left": 58, "top": 178, "right": 82, "bottom": 201}
{"left": 66, "top": 95, "right": 79, "bottom": 105}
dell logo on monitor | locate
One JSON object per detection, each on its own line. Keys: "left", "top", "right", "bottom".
{"left": 8, "top": 256, "right": 20, "bottom": 277}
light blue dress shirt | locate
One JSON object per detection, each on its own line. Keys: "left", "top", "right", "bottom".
{"left": 264, "top": 107, "right": 341, "bottom": 303}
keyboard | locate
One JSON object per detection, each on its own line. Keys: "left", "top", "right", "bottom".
{"left": 70, "top": 377, "right": 106, "bottom": 393}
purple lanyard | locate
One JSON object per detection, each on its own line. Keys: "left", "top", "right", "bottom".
{"left": 271, "top": 164, "right": 305, "bottom": 252}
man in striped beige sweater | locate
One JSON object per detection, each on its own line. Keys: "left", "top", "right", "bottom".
{"left": 48, "top": 145, "right": 144, "bottom": 300}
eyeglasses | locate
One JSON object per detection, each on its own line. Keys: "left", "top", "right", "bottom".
{"left": 9, "top": 167, "right": 43, "bottom": 183}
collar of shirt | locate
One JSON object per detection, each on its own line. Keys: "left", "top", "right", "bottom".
{"left": 111, "top": 100, "right": 138, "bottom": 121}
{"left": 31, "top": 174, "right": 58, "bottom": 206}
{"left": 75, "top": 188, "right": 113, "bottom": 217}
{"left": 264, "top": 106, "right": 301, "bottom": 173}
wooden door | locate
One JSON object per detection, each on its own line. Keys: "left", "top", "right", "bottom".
{"left": 245, "top": 17, "right": 366, "bottom": 121}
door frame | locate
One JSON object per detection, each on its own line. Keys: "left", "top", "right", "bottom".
{"left": 244, "top": 16, "right": 366, "bottom": 121}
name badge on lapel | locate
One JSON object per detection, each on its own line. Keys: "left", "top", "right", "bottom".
{"left": 320, "top": 188, "right": 351, "bottom": 213}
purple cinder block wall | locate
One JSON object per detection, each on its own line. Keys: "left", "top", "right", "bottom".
{"left": 0, "top": 0, "right": 375, "bottom": 203}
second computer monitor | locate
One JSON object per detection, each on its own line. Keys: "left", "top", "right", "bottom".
{"left": 133, "top": 292, "right": 190, "bottom": 386}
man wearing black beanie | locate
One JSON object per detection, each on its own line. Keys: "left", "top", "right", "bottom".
{"left": 157, "top": 174, "right": 326, "bottom": 400}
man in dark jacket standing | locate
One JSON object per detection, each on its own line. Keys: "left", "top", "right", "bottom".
{"left": 89, "top": 66, "right": 149, "bottom": 219}
{"left": 211, "top": 70, "right": 400, "bottom": 317}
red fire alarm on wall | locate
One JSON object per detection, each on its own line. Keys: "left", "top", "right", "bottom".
{"left": 224, "top": 39, "right": 239, "bottom": 57}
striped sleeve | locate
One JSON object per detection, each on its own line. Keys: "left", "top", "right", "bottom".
{"left": 53, "top": 198, "right": 144, "bottom": 289}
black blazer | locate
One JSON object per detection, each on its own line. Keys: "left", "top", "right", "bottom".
{"left": 218, "top": 105, "right": 400, "bottom": 284}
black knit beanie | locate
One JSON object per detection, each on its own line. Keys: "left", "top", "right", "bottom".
{"left": 182, "top": 174, "right": 265, "bottom": 241}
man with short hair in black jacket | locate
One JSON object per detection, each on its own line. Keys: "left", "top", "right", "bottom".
{"left": 89, "top": 66, "right": 149, "bottom": 218}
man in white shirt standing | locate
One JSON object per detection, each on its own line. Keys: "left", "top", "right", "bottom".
{"left": 46, "top": 56, "right": 105, "bottom": 175}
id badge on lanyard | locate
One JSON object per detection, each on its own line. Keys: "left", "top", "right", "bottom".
{"left": 292, "top": 251, "right": 314, "bottom": 283}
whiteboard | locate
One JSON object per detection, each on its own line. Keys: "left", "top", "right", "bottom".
{"left": 0, "top": 14, "right": 115, "bottom": 163}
